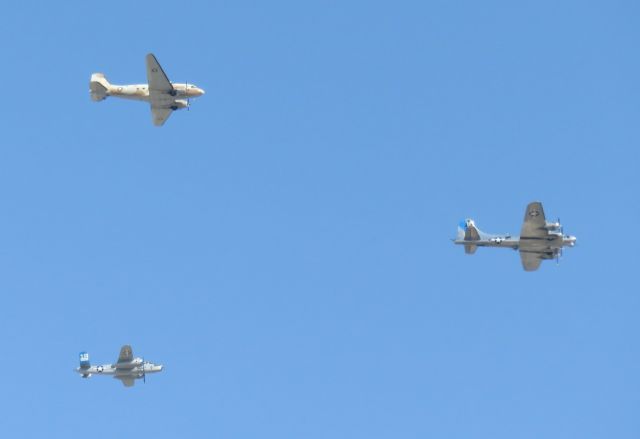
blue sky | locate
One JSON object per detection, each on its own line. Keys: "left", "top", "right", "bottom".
{"left": 1, "top": 1, "right": 639, "bottom": 437}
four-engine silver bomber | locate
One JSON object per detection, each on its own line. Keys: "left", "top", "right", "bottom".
{"left": 89, "top": 53, "right": 205, "bottom": 126}
{"left": 454, "top": 201, "right": 577, "bottom": 271}
{"left": 76, "top": 345, "right": 163, "bottom": 387}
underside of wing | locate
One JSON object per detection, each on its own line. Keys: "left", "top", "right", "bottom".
{"left": 146, "top": 53, "right": 173, "bottom": 93}
{"left": 520, "top": 201, "right": 548, "bottom": 239}
{"left": 118, "top": 345, "right": 133, "bottom": 363}
{"left": 519, "top": 250, "right": 543, "bottom": 271}
{"left": 151, "top": 107, "right": 173, "bottom": 126}
{"left": 117, "top": 376, "right": 135, "bottom": 387}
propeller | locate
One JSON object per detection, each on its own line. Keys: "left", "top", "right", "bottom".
{"left": 141, "top": 357, "right": 146, "bottom": 384}
{"left": 186, "top": 80, "right": 190, "bottom": 111}
{"left": 557, "top": 217, "right": 563, "bottom": 235}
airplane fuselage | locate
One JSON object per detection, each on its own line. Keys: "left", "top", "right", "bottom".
{"left": 76, "top": 357, "right": 163, "bottom": 379}
{"left": 454, "top": 234, "right": 577, "bottom": 250}
{"left": 105, "top": 83, "right": 204, "bottom": 102}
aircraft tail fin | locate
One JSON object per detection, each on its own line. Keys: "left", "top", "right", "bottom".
{"left": 79, "top": 352, "right": 91, "bottom": 369}
{"left": 89, "top": 73, "right": 111, "bottom": 101}
{"left": 456, "top": 221, "right": 466, "bottom": 241}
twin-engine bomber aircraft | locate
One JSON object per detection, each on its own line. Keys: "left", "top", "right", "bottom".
{"left": 76, "top": 345, "right": 163, "bottom": 387}
{"left": 454, "top": 201, "right": 577, "bottom": 271}
{"left": 89, "top": 53, "right": 205, "bottom": 126}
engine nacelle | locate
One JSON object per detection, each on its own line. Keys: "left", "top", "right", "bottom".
{"left": 170, "top": 99, "right": 189, "bottom": 110}
{"left": 545, "top": 221, "right": 561, "bottom": 230}
{"left": 81, "top": 373, "right": 92, "bottom": 378}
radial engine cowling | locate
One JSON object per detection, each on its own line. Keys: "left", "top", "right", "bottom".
{"left": 170, "top": 99, "right": 189, "bottom": 110}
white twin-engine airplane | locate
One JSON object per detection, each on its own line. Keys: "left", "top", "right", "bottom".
{"left": 90, "top": 53, "right": 205, "bottom": 126}
{"left": 76, "top": 345, "right": 163, "bottom": 387}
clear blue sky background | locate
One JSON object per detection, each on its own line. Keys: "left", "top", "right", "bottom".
{"left": 0, "top": 1, "right": 638, "bottom": 437}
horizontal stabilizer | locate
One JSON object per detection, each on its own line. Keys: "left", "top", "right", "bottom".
{"left": 458, "top": 219, "right": 481, "bottom": 241}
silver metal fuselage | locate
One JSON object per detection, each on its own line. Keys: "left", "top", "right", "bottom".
{"left": 76, "top": 357, "right": 163, "bottom": 379}
{"left": 105, "top": 83, "right": 205, "bottom": 102}
{"left": 454, "top": 234, "right": 577, "bottom": 250}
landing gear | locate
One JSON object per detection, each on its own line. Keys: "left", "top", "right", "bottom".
{"left": 170, "top": 105, "right": 178, "bottom": 111}
{"left": 168, "top": 90, "right": 177, "bottom": 97}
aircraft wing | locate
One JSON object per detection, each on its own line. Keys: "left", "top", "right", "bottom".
{"left": 118, "top": 345, "right": 133, "bottom": 363}
{"left": 145, "top": 53, "right": 176, "bottom": 126}
{"left": 520, "top": 202, "right": 548, "bottom": 239}
{"left": 146, "top": 53, "right": 174, "bottom": 94}
{"left": 117, "top": 377, "right": 135, "bottom": 387}
{"left": 519, "top": 250, "right": 543, "bottom": 271}
{"left": 151, "top": 107, "right": 173, "bottom": 126}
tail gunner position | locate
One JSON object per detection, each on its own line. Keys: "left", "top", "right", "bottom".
{"left": 89, "top": 53, "right": 205, "bottom": 126}
{"left": 453, "top": 201, "right": 577, "bottom": 271}
{"left": 76, "top": 345, "right": 163, "bottom": 387}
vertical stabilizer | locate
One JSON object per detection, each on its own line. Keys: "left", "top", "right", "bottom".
{"left": 79, "top": 352, "right": 90, "bottom": 369}
{"left": 457, "top": 220, "right": 467, "bottom": 241}
{"left": 89, "top": 73, "right": 111, "bottom": 101}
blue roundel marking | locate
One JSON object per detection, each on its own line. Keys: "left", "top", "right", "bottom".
{"left": 459, "top": 220, "right": 467, "bottom": 230}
